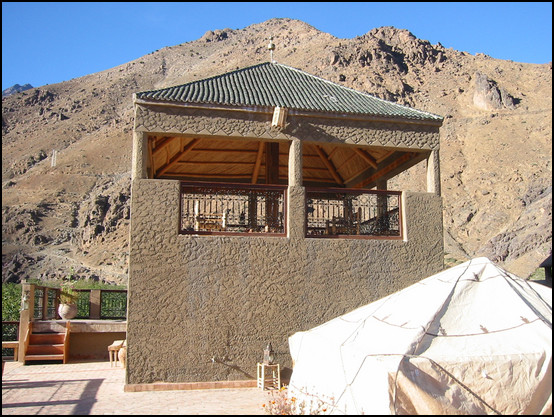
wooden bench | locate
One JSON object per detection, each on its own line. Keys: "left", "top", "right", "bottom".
{"left": 2, "top": 341, "right": 19, "bottom": 361}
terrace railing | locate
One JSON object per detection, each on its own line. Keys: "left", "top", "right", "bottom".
{"left": 180, "top": 182, "right": 287, "bottom": 236}
{"left": 2, "top": 321, "right": 19, "bottom": 358}
{"left": 32, "top": 286, "right": 127, "bottom": 320}
{"left": 2, "top": 287, "right": 126, "bottom": 358}
{"left": 305, "top": 187, "right": 403, "bottom": 239}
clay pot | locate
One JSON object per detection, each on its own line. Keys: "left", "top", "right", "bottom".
{"left": 118, "top": 346, "right": 127, "bottom": 367}
{"left": 58, "top": 303, "right": 78, "bottom": 320}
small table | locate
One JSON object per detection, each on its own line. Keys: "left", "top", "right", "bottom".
{"left": 2, "top": 341, "right": 19, "bottom": 361}
{"left": 108, "top": 340, "right": 125, "bottom": 367}
{"left": 257, "top": 363, "right": 280, "bottom": 390}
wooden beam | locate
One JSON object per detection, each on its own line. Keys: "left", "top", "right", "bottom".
{"left": 147, "top": 137, "right": 154, "bottom": 179}
{"left": 152, "top": 136, "right": 176, "bottom": 156}
{"left": 302, "top": 153, "right": 322, "bottom": 160}
{"left": 160, "top": 173, "right": 253, "bottom": 179}
{"left": 188, "top": 149, "right": 323, "bottom": 161}
{"left": 300, "top": 166, "right": 329, "bottom": 172}
{"left": 354, "top": 148, "right": 378, "bottom": 169}
{"left": 190, "top": 148, "right": 259, "bottom": 154}
{"left": 156, "top": 138, "right": 200, "bottom": 176}
{"left": 280, "top": 175, "right": 334, "bottom": 181}
{"left": 175, "top": 161, "right": 256, "bottom": 166}
{"left": 336, "top": 151, "right": 359, "bottom": 172}
{"left": 353, "top": 152, "right": 416, "bottom": 188}
{"left": 344, "top": 166, "right": 370, "bottom": 185}
{"left": 314, "top": 145, "right": 344, "bottom": 185}
{"left": 251, "top": 142, "right": 265, "bottom": 184}
{"left": 327, "top": 146, "right": 339, "bottom": 160}
{"left": 265, "top": 142, "right": 280, "bottom": 185}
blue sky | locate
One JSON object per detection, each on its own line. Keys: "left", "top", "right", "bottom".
{"left": 2, "top": 2, "right": 552, "bottom": 91}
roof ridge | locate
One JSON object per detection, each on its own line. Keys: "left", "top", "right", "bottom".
{"left": 271, "top": 62, "right": 443, "bottom": 120}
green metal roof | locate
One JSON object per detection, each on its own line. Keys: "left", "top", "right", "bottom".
{"left": 136, "top": 62, "right": 443, "bottom": 123}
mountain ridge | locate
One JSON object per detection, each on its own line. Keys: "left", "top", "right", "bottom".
{"left": 2, "top": 83, "right": 33, "bottom": 97}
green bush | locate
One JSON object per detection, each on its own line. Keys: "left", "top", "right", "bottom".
{"left": 528, "top": 267, "right": 546, "bottom": 281}
{"left": 2, "top": 283, "right": 22, "bottom": 355}
{"left": 2, "top": 283, "right": 22, "bottom": 322}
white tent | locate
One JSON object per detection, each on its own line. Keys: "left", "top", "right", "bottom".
{"left": 288, "top": 258, "right": 552, "bottom": 415}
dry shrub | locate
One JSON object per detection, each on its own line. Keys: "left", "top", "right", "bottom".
{"left": 261, "top": 386, "right": 331, "bottom": 415}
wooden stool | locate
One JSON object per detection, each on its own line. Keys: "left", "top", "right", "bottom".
{"left": 108, "top": 340, "right": 125, "bottom": 367}
{"left": 257, "top": 363, "right": 280, "bottom": 390}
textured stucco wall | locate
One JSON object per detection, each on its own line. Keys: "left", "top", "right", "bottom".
{"left": 126, "top": 179, "right": 443, "bottom": 384}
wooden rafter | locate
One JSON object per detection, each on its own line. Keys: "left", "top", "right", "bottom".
{"left": 266, "top": 142, "right": 280, "bottom": 184}
{"left": 251, "top": 142, "right": 265, "bottom": 184}
{"left": 175, "top": 161, "right": 255, "bottom": 166}
{"left": 152, "top": 136, "right": 176, "bottom": 155}
{"left": 295, "top": 176, "right": 340, "bottom": 184}
{"left": 354, "top": 148, "right": 378, "bottom": 169}
{"left": 327, "top": 146, "right": 339, "bottom": 160}
{"left": 190, "top": 148, "right": 259, "bottom": 154}
{"left": 156, "top": 138, "right": 201, "bottom": 176}
{"left": 147, "top": 137, "right": 155, "bottom": 178}
{"left": 379, "top": 149, "right": 396, "bottom": 162}
{"left": 344, "top": 166, "right": 368, "bottom": 185}
{"left": 313, "top": 145, "right": 344, "bottom": 185}
{"left": 299, "top": 166, "right": 329, "bottom": 172}
{"left": 353, "top": 152, "right": 416, "bottom": 188}
{"left": 161, "top": 173, "right": 252, "bottom": 179}
{"left": 336, "top": 150, "right": 359, "bottom": 172}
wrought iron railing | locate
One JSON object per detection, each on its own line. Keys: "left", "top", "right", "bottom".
{"left": 33, "top": 287, "right": 59, "bottom": 320}
{"left": 180, "top": 182, "right": 287, "bottom": 235}
{"left": 305, "top": 187, "right": 402, "bottom": 239}
{"left": 2, "top": 321, "right": 19, "bottom": 358}
{"left": 76, "top": 290, "right": 91, "bottom": 318}
{"left": 32, "top": 286, "right": 127, "bottom": 320}
{"left": 100, "top": 290, "right": 127, "bottom": 319}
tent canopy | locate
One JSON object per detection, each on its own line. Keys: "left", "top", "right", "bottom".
{"left": 288, "top": 257, "right": 552, "bottom": 415}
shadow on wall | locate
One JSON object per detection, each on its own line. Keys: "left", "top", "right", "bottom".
{"left": 211, "top": 357, "right": 255, "bottom": 379}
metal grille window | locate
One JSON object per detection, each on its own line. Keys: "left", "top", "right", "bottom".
{"left": 306, "top": 188, "right": 402, "bottom": 239}
{"left": 33, "top": 288, "right": 44, "bottom": 319}
{"left": 100, "top": 290, "right": 127, "bottom": 319}
{"left": 76, "top": 290, "right": 90, "bottom": 318}
{"left": 180, "top": 182, "right": 286, "bottom": 235}
{"left": 34, "top": 287, "right": 58, "bottom": 320}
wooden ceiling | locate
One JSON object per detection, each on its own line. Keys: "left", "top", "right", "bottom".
{"left": 148, "top": 135, "right": 428, "bottom": 188}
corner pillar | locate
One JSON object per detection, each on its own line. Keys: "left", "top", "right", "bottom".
{"left": 426, "top": 149, "right": 441, "bottom": 196}
{"left": 287, "top": 139, "right": 305, "bottom": 239}
{"left": 131, "top": 130, "right": 149, "bottom": 180}
{"left": 18, "top": 283, "right": 35, "bottom": 363}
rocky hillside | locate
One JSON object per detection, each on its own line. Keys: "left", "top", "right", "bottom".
{"left": 2, "top": 18, "right": 552, "bottom": 284}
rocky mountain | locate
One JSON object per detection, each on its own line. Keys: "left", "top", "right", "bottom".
{"left": 1, "top": 18, "right": 552, "bottom": 284}
{"left": 2, "top": 83, "right": 33, "bottom": 98}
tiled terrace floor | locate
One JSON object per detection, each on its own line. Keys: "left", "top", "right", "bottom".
{"left": 2, "top": 360, "right": 270, "bottom": 415}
